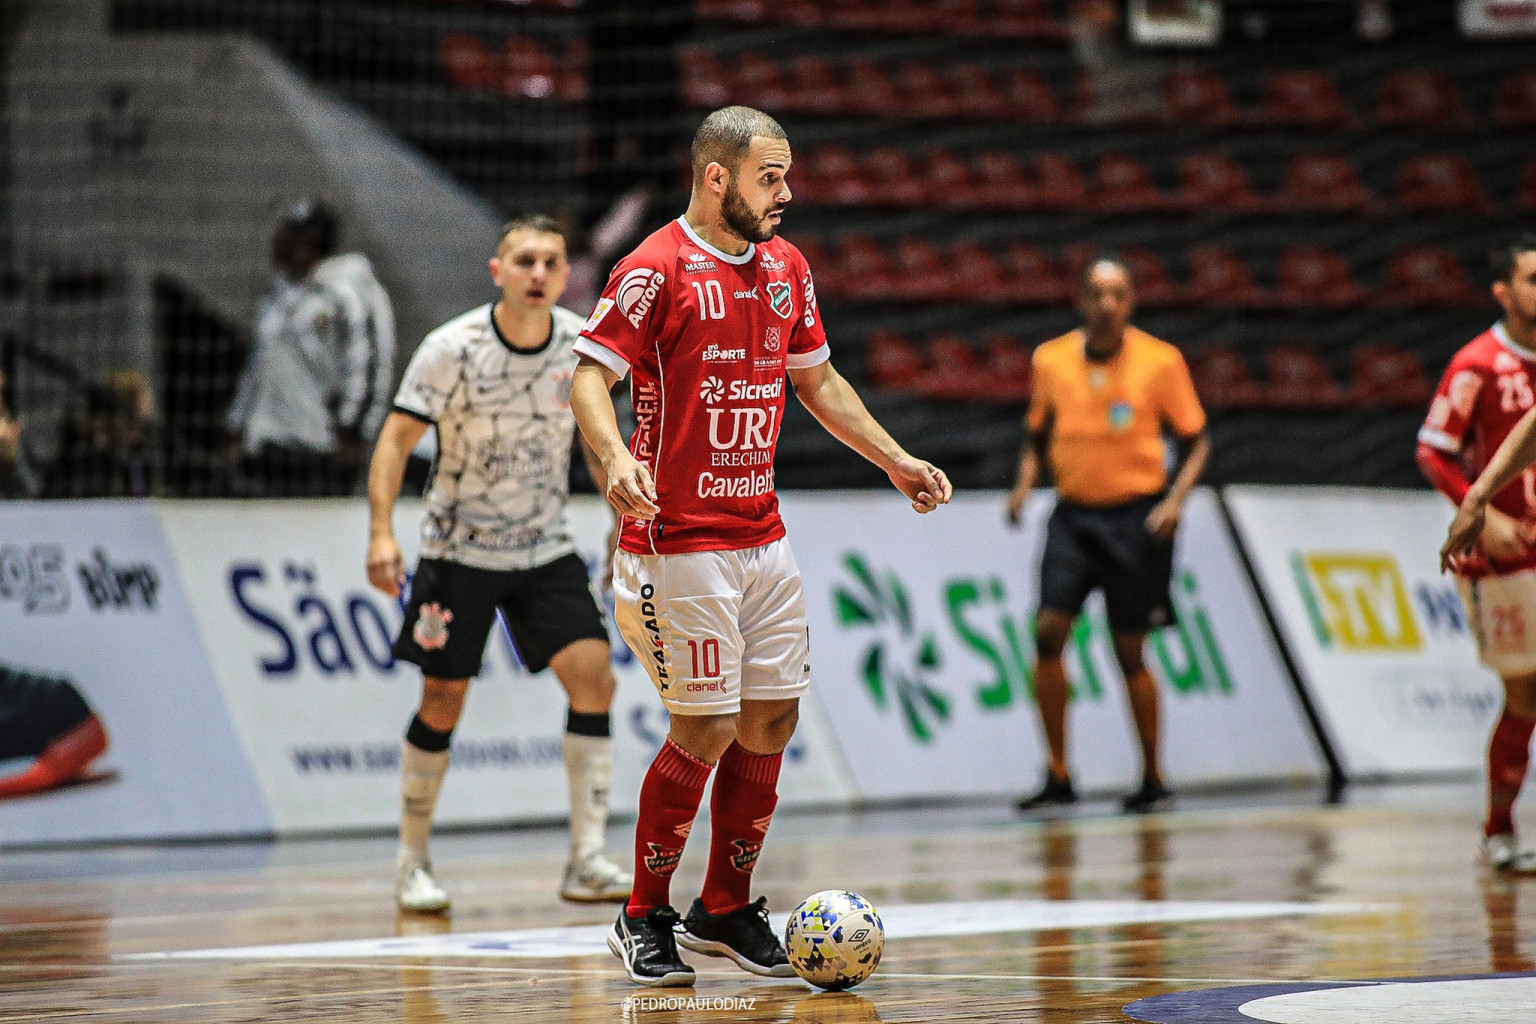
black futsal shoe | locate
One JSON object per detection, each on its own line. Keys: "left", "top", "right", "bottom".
{"left": 1015, "top": 773, "right": 1078, "bottom": 811}
{"left": 676, "top": 896, "right": 796, "bottom": 978}
{"left": 608, "top": 906, "right": 695, "bottom": 987}
{"left": 1122, "top": 777, "right": 1174, "bottom": 813}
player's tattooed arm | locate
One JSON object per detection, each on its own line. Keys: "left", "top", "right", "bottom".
{"left": 1006, "top": 414, "right": 1050, "bottom": 527}
{"left": 789, "top": 360, "right": 952, "bottom": 514}
{"left": 366, "top": 411, "right": 430, "bottom": 597}
{"left": 570, "top": 358, "right": 659, "bottom": 520}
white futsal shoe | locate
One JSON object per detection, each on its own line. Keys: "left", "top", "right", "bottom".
{"left": 560, "top": 850, "right": 633, "bottom": 903}
{"left": 1481, "top": 833, "right": 1536, "bottom": 874}
{"left": 396, "top": 854, "right": 451, "bottom": 913}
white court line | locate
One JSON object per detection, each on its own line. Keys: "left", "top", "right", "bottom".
{"left": 120, "top": 898, "right": 1389, "bottom": 963}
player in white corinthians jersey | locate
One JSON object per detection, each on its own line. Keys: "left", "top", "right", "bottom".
{"left": 366, "top": 216, "right": 631, "bottom": 911}
{"left": 572, "top": 106, "right": 952, "bottom": 986}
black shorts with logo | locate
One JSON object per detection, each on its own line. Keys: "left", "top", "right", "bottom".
{"left": 1038, "top": 494, "right": 1175, "bottom": 633}
{"left": 392, "top": 553, "right": 608, "bottom": 679}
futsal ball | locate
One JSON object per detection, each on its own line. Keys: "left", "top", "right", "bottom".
{"left": 784, "top": 889, "right": 884, "bottom": 990}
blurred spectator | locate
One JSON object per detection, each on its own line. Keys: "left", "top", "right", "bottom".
{"left": 1069, "top": 0, "right": 1168, "bottom": 124}
{"left": 0, "top": 368, "right": 39, "bottom": 499}
{"left": 227, "top": 200, "right": 394, "bottom": 497}
{"left": 43, "top": 369, "right": 159, "bottom": 499}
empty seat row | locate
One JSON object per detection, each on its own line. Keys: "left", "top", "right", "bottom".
{"left": 793, "top": 147, "right": 1512, "bottom": 216}
{"left": 685, "top": 53, "right": 1536, "bottom": 130}
{"left": 868, "top": 332, "right": 1433, "bottom": 412}
{"left": 440, "top": 33, "right": 588, "bottom": 101}
{"left": 696, "top": 0, "right": 1065, "bottom": 40}
{"left": 797, "top": 237, "right": 1483, "bottom": 310}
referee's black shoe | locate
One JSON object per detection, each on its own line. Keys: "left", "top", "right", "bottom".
{"left": 1122, "top": 775, "right": 1173, "bottom": 813}
{"left": 676, "top": 896, "right": 796, "bottom": 977}
{"left": 608, "top": 906, "right": 695, "bottom": 987}
{"left": 1016, "top": 772, "right": 1078, "bottom": 811}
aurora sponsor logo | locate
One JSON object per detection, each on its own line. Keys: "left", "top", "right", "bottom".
{"left": 697, "top": 468, "right": 775, "bottom": 498}
{"left": 617, "top": 268, "right": 665, "bottom": 327}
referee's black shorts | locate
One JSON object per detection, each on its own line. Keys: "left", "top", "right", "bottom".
{"left": 1038, "top": 494, "right": 1175, "bottom": 634}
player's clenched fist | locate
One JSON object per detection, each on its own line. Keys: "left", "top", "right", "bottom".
{"left": 366, "top": 533, "right": 406, "bottom": 597}
{"left": 888, "top": 456, "right": 952, "bottom": 514}
{"left": 603, "top": 452, "right": 660, "bottom": 520}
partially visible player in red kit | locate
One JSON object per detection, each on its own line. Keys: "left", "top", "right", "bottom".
{"left": 570, "top": 106, "right": 952, "bottom": 986}
{"left": 1421, "top": 234, "right": 1536, "bottom": 874}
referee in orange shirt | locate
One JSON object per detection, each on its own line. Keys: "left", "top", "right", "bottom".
{"left": 1006, "top": 256, "right": 1211, "bottom": 813}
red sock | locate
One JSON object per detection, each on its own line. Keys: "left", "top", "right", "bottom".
{"left": 700, "top": 741, "right": 783, "bottom": 916}
{"left": 626, "top": 738, "right": 713, "bottom": 918}
{"left": 1486, "top": 710, "right": 1536, "bottom": 838}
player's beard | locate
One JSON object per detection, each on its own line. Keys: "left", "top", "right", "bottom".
{"left": 722, "top": 180, "right": 778, "bottom": 244}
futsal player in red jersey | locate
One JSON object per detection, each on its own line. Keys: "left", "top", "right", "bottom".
{"left": 1424, "top": 235, "right": 1536, "bottom": 873}
{"left": 570, "top": 106, "right": 952, "bottom": 986}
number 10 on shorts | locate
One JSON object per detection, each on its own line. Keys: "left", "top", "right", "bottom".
{"left": 687, "top": 638, "right": 721, "bottom": 678}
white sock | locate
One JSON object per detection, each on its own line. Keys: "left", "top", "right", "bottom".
{"left": 399, "top": 741, "right": 450, "bottom": 864}
{"left": 563, "top": 732, "right": 613, "bottom": 863}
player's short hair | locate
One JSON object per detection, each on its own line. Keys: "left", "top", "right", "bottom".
{"left": 691, "top": 106, "right": 788, "bottom": 179}
{"left": 1490, "top": 234, "right": 1536, "bottom": 283}
{"left": 1076, "top": 253, "right": 1132, "bottom": 293}
{"left": 497, "top": 214, "right": 568, "bottom": 256}
{"left": 281, "top": 200, "right": 337, "bottom": 257}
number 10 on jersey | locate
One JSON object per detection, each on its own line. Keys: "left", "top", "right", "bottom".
{"left": 691, "top": 281, "right": 726, "bottom": 320}
{"left": 688, "top": 638, "right": 721, "bottom": 677}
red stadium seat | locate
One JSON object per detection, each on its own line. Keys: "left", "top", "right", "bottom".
{"left": 734, "top": 51, "right": 789, "bottom": 112}
{"left": 914, "top": 334, "right": 987, "bottom": 401}
{"left": 833, "top": 236, "right": 896, "bottom": 302}
{"left": 1033, "top": 153, "right": 1089, "bottom": 211}
{"left": 696, "top": 0, "right": 767, "bottom": 23}
{"left": 890, "top": 237, "right": 954, "bottom": 302}
{"left": 1118, "top": 246, "right": 1181, "bottom": 307}
{"left": 553, "top": 38, "right": 589, "bottom": 102}
{"left": 801, "top": 145, "right": 871, "bottom": 206}
{"left": 1383, "top": 245, "right": 1479, "bottom": 307}
{"left": 1348, "top": 345, "right": 1434, "bottom": 409}
{"left": 997, "top": 241, "right": 1071, "bottom": 305}
{"left": 845, "top": 58, "right": 903, "bottom": 117}
{"left": 1375, "top": 69, "right": 1471, "bottom": 130}
{"left": 923, "top": 149, "right": 981, "bottom": 208}
{"left": 1260, "top": 69, "right": 1355, "bottom": 129}
{"left": 783, "top": 55, "right": 845, "bottom": 116}
{"left": 949, "top": 64, "right": 1012, "bottom": 121}
{"left": 1495, "top": 71, "right": 1536, "bottom": 128}
{"left": 865, "top": 330, "right": 926, "bottom": 392}
{"left": 1263, "top": 344, "right": 1349, "bottom": 410}
{"left": 1189, "top": 346, "right": 1263, "bottom": 410}
{"left": 1277, "top": 154, "right": 1376, "bottom": 214}
{"left": 1162, "top": 68, "right": 1242, "bottom": 126}
{"left": 1090, "top": 154, "right": 1166, "bottom": 214}
{"left": 501, "top": 37, "right": 556, "bottom": 99}
{"left": 1396, "top": 153, "right": 1494, "bottom": 214}
{"left": 872, "top": 0, "right": 940, "bottom": 34}
{"left": 983, "top": 335, "right": 1033, "bottom": 403}
{"left": 896, "top": 60, "right": 959, "bottom": 120}
{"left": 1001, "top": 68, "right": 1063, "bottom": 124}
{"left": 935, "top": 0, "right": 989, "bottom": 36}
{"left": 994, "top": 0, "right": 1063, "bottom": 39}
{"left": 1521, "top": 159, "right": 1536, "bottom": 211}
{"left": 825, "top": 0, "right": 885, "bottom": 32}
{"left": 864, "top": 147, "right": 928, "bottom": 207}
{"left": 440, "top": 34, "right": 500, "bottom": 92}
{"left": 1186, "top": 245, "right": 1266, "bottom": 309}
{"left": 1277, "top": 245, "right": 1369, "bottom": 308}
{"left": 681, "top": 49, "right": 731, "bottom": 108}
{"left": 774, "top": 0, "right": 826, "bottom": 28}
{"left": 1176, "top": 152, "right": 1262, "bottom": 213}
{"left": 973, "top": 150, "right": 1037, "bottom": 211}
{"left": 948, "top": 240, "right": 1008, "bottom": 302}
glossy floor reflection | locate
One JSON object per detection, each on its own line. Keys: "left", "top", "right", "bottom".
{"left": 2, "top": 782, "right": 1533, "bottom": 1022}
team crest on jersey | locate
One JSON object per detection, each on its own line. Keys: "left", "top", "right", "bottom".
{"left": 766, "top": 280, "right": 794, "bottom": 320}
{"left": 414, "top": 603, "right": 453, "bottom": 650}
{"left": 763, "top": 326, "right": 781, "bottom": 352}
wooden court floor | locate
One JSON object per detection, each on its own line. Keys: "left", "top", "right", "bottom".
{"left": 2, "top": 783, "right": 1533, "bottom": 1023}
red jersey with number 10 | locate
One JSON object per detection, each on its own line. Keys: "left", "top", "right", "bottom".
{"left": 574, "top": 217, "right": 830, "bottom": 555}
{"left": 1420, "top": 322, "right": 1536, "bottom": 575}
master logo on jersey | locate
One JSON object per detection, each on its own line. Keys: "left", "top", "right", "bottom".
{"left": 766, "top": 280, "right": 795, "bottom": 320}
{"left": 617, "top": 269, "right": 665, "bottom": 327}
{"left": 414, "top": 603, "right": 454, "bottom": 650}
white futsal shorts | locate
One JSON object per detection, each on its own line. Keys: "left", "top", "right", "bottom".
{"left": 612, "top": 538, "right": 812, "bottom": 715}
{"left": 1458, "top": 569, "right": 1536, "bottom": 677}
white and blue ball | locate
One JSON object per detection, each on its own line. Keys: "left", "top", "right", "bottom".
{"left": 784, "top": 889, "right": 884, "bottom": 990}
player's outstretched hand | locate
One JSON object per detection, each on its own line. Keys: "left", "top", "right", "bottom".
{"left": 889, "top": 456, "right": 952, "bottom": 514}
{"left": 367, "top": 533, "right": 406, "bottom": 597}
{"left": 604, "top": 452, "right": 660, "bottom": 520}
{"left": 1441, "top": 496, "right": 1489, "bottom": 572}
